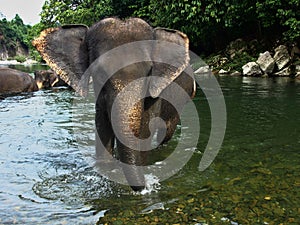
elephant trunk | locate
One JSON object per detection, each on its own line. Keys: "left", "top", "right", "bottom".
{"left": 117, "top": 141, "right": 146, "bottom": 191}
{"left": 111, "top": 78, "right": 149, "bottom": 191}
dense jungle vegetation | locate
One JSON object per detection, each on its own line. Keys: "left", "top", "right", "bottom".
{"left": 0, "top": 15, "right": 32, "bottom": 61}
{"left": 1, "top": 0, "right": 299, "bottom": 60}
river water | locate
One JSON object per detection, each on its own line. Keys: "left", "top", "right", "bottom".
{"left": 0, "top": 65, "right": 299, "bottom": 224}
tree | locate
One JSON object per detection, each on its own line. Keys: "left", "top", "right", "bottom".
{"left": 256, "top": 0, "right": 300, "bottom": 41}
{"left": 111, "top": 0, "right": 150, "bottom": 19}
{"left": 0, "top": 15, "right": 31, "bottom": 60}
{"left": 0, "top": 15, "right": 29, "bottom": 47}
{"left": 40, "top": 0, "right": 113, "bottom": 27}
{"left": 0, "top": 0, "right": 297, "bottom": 59}
{"left": 133, "top": 0, "right": 300, "bottom": 53}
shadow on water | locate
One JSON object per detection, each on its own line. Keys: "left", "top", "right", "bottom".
{"left": 0, "top": 65, "right": 300, "bottom": 224}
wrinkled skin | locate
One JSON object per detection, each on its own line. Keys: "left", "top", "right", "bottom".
{"left": 33, "top": 18, "right": 195, "bottom": 191}
{"left": 0, "top": 67, "right": 38, "bottom": 95}
{"left": 34, "top": 69, "right": 69, "bottom": 89}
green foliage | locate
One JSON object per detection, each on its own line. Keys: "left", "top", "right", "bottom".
{"left": 26, "top": 23, "right": 48, "bottom": 61}
{"left": 111, "top": 0, "right": 149, "bottom": 18}
{"left": 226, "top": 52, "right": 256, "bottom": 72}
{"left": 0, "top": 14, "right": 46, "bottom": 61}
{"left": 0, "top": 15, "right": 30, "bottom": 57}
{"left": 1, "top": 0, "right": 300, "bottom": 61}
{"left": 12, "top": 55, "right": 27, "bottom": 63}
{"left": 134, "top": 0, "right": 205, "bottom": 39}
{"left": 132, "top": 0, "right": 260, "bottom": 51}
{"left": 38, "top": 0, "right": 300, "bottom": 53}
{"left": 256, "top": 0, "right": 300, "bottom": 40}
{"left": 40, "top": 0, "right": 113, "bottom": 27}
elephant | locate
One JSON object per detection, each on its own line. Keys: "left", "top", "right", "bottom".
{"left": 0, "top": 67, "right": 38, "bottom": 95}
{"left": 33, "top": 17, "right": 196, "bottom": 191}
{"left": 34, "top": 69, "right": 69, "bottom": 89}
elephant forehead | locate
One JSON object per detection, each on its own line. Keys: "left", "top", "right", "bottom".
{"left": 86, "top": 18, "right": 154, "bottom": 55}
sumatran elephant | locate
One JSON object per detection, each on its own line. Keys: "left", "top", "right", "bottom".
{"left": 33, "top": 17, "right": 196, "bottom": 191}
{"left": 0, "top": 67, "right": 38, "bottom": 95}
{"left": 34, "top": 69, "right": 69, "bottom": 89}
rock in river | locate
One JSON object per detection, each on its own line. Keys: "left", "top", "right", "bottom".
{"left": 273, "top": 45, "right": 290, "bottom": 71}
{"left": 242, "top": 62, "right": 262, "bottom": 76}
{"left": 256, "top": 51, "right": 275, "bottom": 74}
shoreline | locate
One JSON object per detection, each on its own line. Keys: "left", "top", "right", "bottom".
{"left": 0, "top": 59, "right": 41, "bottom": 66}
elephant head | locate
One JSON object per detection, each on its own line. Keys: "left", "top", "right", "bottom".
{"left": 34, "top": 69, "right": 68, "bottom": 89}
{"left": 33, "top": 18, "right": 194, "bottom": 191}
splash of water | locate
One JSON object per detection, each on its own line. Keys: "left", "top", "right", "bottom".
{"left": 140, "top": 174, "right": 161, "bottom": 195}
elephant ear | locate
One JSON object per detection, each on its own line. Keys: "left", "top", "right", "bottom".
{"left": 149, "top": 28, "right": 190, "bottom": 98}
{"left": 32, "top": 25, "right": 89, "bottom": 96}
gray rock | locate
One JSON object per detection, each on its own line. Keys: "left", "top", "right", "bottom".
{"left": 242, "top": 62, "right": 262, "bottom": 76}
{"left": 273, "top": 67, "right": 291, "bottom": 76}
{"left": 294, "top": 65, "right": 300, "bottom": 77}
{"left": 273, "top": 45, "right": 290, "bottom": 70}
{"left": 219, "top": 69, "right": 229, "bottom": 74}
{"left": 194, "top": 65, "right": 210, "bottom": 74}
{"left": 256, "top": 51, "right": 275, "bottom": 74}
{"left": 230, "top": 71, "right": 241, "bottom": 76}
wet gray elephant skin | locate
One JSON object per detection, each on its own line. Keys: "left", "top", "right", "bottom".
{"left": 34, "top": 69, "right": 69, "bottom": 89}
{"left": 33, "top": 17, "right": 195, "bottom": 191}
{"left": 0, "top": 67, "right": 38, "bottom": 95}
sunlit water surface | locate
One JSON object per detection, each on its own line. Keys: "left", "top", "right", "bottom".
{"left": 0, "top": 65, "right": 299, "bottom": 224}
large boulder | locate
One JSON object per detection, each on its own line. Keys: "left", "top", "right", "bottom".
{"left": 0, "top": 42, "right": 9, "bottom": 60}
{"left": 194, "top": 65, "right": 211, "bottom": 75}
{"left": 294, "top": 65, "right": 300, "bottom": 77}
{"left": 291, "top": 44, "right": 300, "bottom": 62}
{"left": 0, "top": 33, "right": 29, "bottom": 60}
{"left": 273, "top": 45, "right": 290, "bottom": 70}
{"left": 295, "top": 65, "right": 300, "bottom": 80}
{"left": 242, "top": 62, "right": 262, "bottom": 76}
{"left": 256, "top": 51, "right": 275, "bottom": 74}
{"left": 273, "top": 67, "right": 291, "bottom": 76}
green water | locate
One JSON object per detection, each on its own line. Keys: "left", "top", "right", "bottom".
{"left": 0, "top": 66, "right": 299, "bottom": 224}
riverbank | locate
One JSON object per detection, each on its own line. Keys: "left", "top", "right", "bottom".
{"left": 201, "top": 38, "right": 300, "bottom": 78}
{"left": 0, "top": 59, "right": 39, "bottom": 66}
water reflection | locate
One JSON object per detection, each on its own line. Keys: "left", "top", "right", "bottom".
{"left": 0, "top": 69, "right": 299, "bottom": 224}
{"left": 7, "top": 64, "right": 49, "bottom": 74}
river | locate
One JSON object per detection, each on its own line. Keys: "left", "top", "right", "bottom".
{"left": 0, "top": 65, "right": 299, "bottom": 224}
